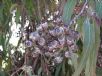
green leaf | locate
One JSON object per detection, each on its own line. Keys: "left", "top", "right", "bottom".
{"left": 95, "top": 0, "right": 102, "bottom": 18}
{"left": 73, "top": 17, "right": 95, "bottom": 76}
{"left": 5, "top": 57, "right": 12, "bottom": 71}
{"left": 0, "top": 57, "right": 2, "bottom": 67}
{"left": 76, "top": 17, "right": 85, "bottom": 34}
{"left": 15, "top": 9, "right": 21, "bottom": 23}
{"left": 62, "top": 60, "right": 65, "bottom": 75}
{"left": 38, "top": 67, "right": 42, "bottom": 75}
{"left": 85, "top": 19, "right": 100, "bottom": 76}
{"left": 55, "top": 63, "right": 62, "bottom": 76}
{"left": 71, "top": 53, "right": 78, "bottom": 70}
{"left": 24, "top": 0, "right": 35, "bottom": 17}
{"left": 96, "top": 67, "right": 102, "bottom": 76}
{"left": 0, "top": 71, "right": 9, "bottom": 76}
{"left": 3, "top": 0, "right": 12, "bottom": 14}
{"left": 62, "top": 0, "right": 77, "bottom": 25}
{"left": 85, "top": 18, "right": 95, "bottom": 76}
{"left": 0, "top": 4, "right": 4, "bottom": 24}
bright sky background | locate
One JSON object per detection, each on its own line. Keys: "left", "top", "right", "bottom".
{"left": 0, "top": 0, "right": 60, "bottom": 69}
{"left": 9, "top": 10, "right": 21, "bottom": 46}
{"left": 1, "top": 0, "right": 59, "bottom": 47}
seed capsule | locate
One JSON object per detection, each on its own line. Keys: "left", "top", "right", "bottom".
{"left": 37, "top": 37, "right": 45, "bottom": 46}
{"left": 66, "top": 36, "right": 74, "bottom": 46}
{"left": 69, "top": 44, "right": 78, "bottom": 52}
{"left": 65, "top": 51, "right": 73, "bottom": 58}
{"left": 49, "top": 30, "right": 56, "bottom": 36}
{"left": 54, "top": 27, "right": 64, "bottom": 36}
{"left": 48, "top": 40, "right": 58, "bottom": 51}
{"left": 68, "top": 30, "right": 79, "bottom": 39}
{"left": 41, "top": 22, "right": 48, "bottom": 29}
{"left": 25, "top": 40, "right": 32, "bottom": 47}
{"left": 29, "top": 31, "right": 40, "bottom": 41}
{"left": 58, "top": 35, "right": 65, "bottom": 47}
{"left": 49, "top": 26, "right": 64, "bottom": 36}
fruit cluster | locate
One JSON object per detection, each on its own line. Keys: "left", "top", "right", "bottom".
{"left": 23, "top": 18, "right": 79, "bottom": 64}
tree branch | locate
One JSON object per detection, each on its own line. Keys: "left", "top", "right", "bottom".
{"left": 67, "top": 0, "right": 88, "bottom": 28}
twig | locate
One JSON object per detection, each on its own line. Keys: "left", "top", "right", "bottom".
{"left": 67, "top": 0, "right": 88, "bottom": 27}
{"left": 37, "top": 0, "right": 42, "bottom": 20}
{"left": 11, "top": 67, "right": 22, "bottom": 76}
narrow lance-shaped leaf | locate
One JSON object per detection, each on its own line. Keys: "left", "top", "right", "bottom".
{"left": 93, "top": 19, "right": 100, "bottom": 72}
{"left": 23, "top": 0, "right": 35, "bottom": 17}
{"left": 95, "top": 0, "right": 102, "bottom": 18}
{"left": 96, "top": 67, "right": 102, "bottom": 76}
{"left": 0, "top": 4, "right": 4, "bottom": 24}
{"left": 73, "top": 17, "right": 94, "bottom": 76}
{"left": 85, "top": 18, "right": 100, "bottom": 76}
{"left": 71, "top": 53, "right": 78, "bottom": 70}
{"left": 62, "top": 0, "right": 77, "bottom": 25}
{"left": 55, "top": 63, "right": 62, "bottom": 76}
{"left": 85, "top": 19, "right": 96, "bottom": 76}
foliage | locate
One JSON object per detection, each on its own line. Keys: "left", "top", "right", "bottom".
{"left": 0, "top": 0, "right": 102, "bottom": 76}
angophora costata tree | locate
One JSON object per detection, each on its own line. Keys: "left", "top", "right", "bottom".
{"left": 0, "top": 0, "right": 102, "bottom": 76}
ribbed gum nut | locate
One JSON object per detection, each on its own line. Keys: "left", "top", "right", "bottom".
{"left": 29, "top": 32, "right": 40, "bottom": 41}
{"left": 66, "top": 36, "right": 74, "bottom": 46}
{"left": 54, "top": 27, "right": 61, "bottom": 35}
{"left": 41, "top": 22, "right": 48, "bottom": 29}
{"left": 59, "top": 27, "right": 64, "bottom": 34}
{"left": 48, "top": 40, "right": 58, "bottom": 51}
{"left": 49, "top": 30, "right": 56, "bottom": 36}
{"left": 69, "top": 44, "right": 78, "bottom": 52}
{"left": 68, "top": 30, "right": 79, "bottom": 39}
{"left": 37, "top": 37, "right": 45, "bottom": 46}
{"left": 25, "top": 40, "right": 32, "bottom": 47}
{"left": 65, "top": 51, "right": 73, "bottom": 58}
{"left": 55, "top": 27, "right": 64, "bottom": 36}
{"left": 58, "top": 35, "right": 65, "bottom": 46}
{"left": 49, "top": 27, "right": 64, "bottom": 36}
